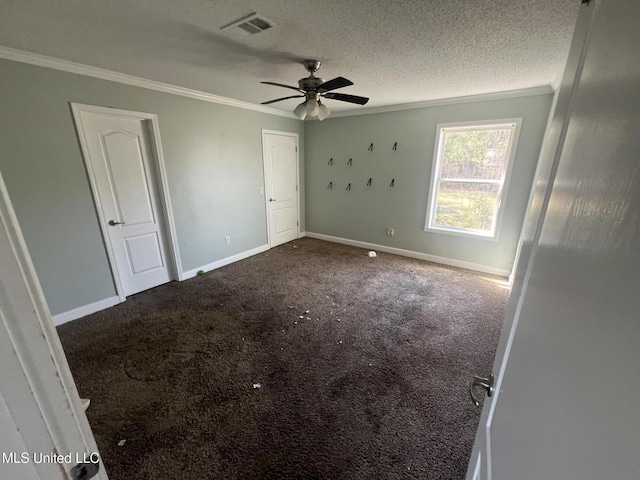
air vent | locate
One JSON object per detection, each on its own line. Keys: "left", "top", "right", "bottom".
{"left": 221, "top": 13, "right": 275, "bottom": 35}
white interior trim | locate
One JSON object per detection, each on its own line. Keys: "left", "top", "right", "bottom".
{"left": 327, "top": 86, "right": 554, "bottom": 119}
{"left": 0, "top": 45, "right": 296, "bottom": 119}
{"left": 305, "top": 232, "right": 510, "bottom": 277}
{"left": 71, "top": 103, "right": 183, "bottom": 300}
{"left": 261, "top": 129, "right": 301, "bottom": 247}
{"left": 182, "top": 244, "right": 269, "bottom": 280}
{"left": 54, "top": 243, "right": 272, "bottom": 323}
{"left": 52, "top": 296, "right": 120, "bottom": 326}
{"left": 0, "top": 170, "right": 109, "bottom": 479}
{"left": 0, "top": 46, "right": 553, "bottom": 121}
{"left": 424, "top": 118, "right": 523, "bottom": 241}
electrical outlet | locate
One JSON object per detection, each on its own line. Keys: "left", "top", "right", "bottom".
{"left": 225, "top": 236, "right": 231, "bottom": 244}
{"left": 387, "top": 228, "right": 394, "bottom": 237}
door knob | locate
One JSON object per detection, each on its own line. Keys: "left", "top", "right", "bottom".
{"left": 269, "top": 198, "right": 276, "bottom": 202}
{"left": 470, "top": 373, "right": 495, "bottom": 407}
{"left": 108, "top": 220, "right": 125, "bottom": 226}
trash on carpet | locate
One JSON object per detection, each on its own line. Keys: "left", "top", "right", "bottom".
{"left": 253, "top": 383, "right": 262, "bottom": 389}
{"left": 117, "top": 440, "right": 126, "bottom": 447}
{"left": 368, "top": 251, "right": 377, "bottom": 257}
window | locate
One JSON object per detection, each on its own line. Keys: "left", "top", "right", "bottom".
{"left": 425, "top": 120, "right": 521, "bottom": 238}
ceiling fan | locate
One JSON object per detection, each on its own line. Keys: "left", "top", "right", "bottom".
{"left": 261, "top": 59, "right": 369, "bottom": 120}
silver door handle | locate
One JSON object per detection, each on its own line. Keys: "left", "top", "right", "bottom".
{"left": 269, "top": 198, "right": 276, "bottom": 202}
{"left": 108, "top": 220, "right": 125, "bottom": 226}
{"left": 470, "top": 373, "right": 495, "bottom": 407}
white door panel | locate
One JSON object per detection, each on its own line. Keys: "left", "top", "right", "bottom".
{"left": 263, "top": 131, "right": 299, "bottom": 247}
{"left": 467, "top": 1, "right": 640, "bottom": 478}
{"left": 0, "top": 171, "right": 108, "bottom": 480}
{"left": 274, "top": 207, "right": 296, "bottom": 235}
{"left": 102, "top": 131, "right": 156, "bottom": 226}
{"left": 75, "top": 108, "right": 172, "bottom": 297}
{"left": 124, "top": 232, "right": 165, "bottom": 275}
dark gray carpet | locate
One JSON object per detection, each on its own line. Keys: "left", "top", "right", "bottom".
{"left": 57, "top": 237, "right": 507, "bottom": 479}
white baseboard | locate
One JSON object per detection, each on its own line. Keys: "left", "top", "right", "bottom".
{"left": 304, "top": 232, "right": 510, "bottom": 277}
{"left": 52, "top": 295, "right": 120, "bottom": 326}
{"left": 299, "top": 231, "right": 307, "bottom": 238}
{"left": 182, "top": 244, "right": 270, "bottom": 280}
{"left": 52, "top": 245, "right": 270, "bottom": 325}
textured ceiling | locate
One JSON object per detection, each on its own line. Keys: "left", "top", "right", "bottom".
{"left": 0, "top": 0, "right": 579, "bottom": 112}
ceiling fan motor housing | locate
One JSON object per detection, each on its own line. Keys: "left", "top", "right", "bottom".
{"left": 299, "top": 76, "right": 325, "bottom": 93}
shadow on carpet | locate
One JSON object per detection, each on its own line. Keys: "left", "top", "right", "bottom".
{"left": 57, "top": 238, "right": 508, "bottom": 480}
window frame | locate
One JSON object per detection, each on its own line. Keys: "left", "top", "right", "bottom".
{"left": 425, "top": 118, "right": 522, "bottom": 240}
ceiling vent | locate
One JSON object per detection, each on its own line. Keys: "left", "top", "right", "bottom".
{"left": 221, "top": 13, "right": 274, "bottom": 35}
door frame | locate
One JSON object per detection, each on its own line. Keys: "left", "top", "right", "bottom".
{"left": 0, "top": 170, "right": 109, "bottom": 479}
{"left": 71, "top": 103, "right": 182, "bottom": 302}
{"left": 261, "top": 129, "right": 301, "bottom": 248}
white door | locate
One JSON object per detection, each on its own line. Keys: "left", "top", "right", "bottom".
{"left": 0, "top": 171, "right": 107, "bottom": 480}
{"left": 262, "top": 131, "right": 299, "bottom": 247}
{"left": 73, "top": 107, "right": 172, "bottom": 298}
{"left": 467, "top": 0, "right": 640, "bottom": 478}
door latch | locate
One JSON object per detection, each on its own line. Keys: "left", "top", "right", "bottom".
{"left": 70, "top": 461, "right": 100, "bottom": 480}
{"left": 470, "top": 373, "right": 495, "bottom": 407}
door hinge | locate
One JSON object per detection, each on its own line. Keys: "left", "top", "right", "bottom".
{"left": 70, "top": 461, "right": 100, "bottom": 480}
{"left": 296, "top": 185, "right": 298, "bottom": 191}
{"left": 297, "top": 221, "right": 299, "bottom": 226}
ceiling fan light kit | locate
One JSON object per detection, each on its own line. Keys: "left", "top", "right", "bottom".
{"left": 293, "top": 102, "right": 308, "bottom": 120}
{"left": 317, "top": 102, "right": 331, "bottom": 120}
{"left": 261, "top": 59, "right": 369, "bottom": 120}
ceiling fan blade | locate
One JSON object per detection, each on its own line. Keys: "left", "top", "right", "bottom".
{"left": 316, "top": 76, "right": 353, "bottom": 92}
{"left": 261, "top": 95, "right": 305, "bottom": 105}
{"left": 261, "top": 81, "right": 303, "bottom": 92}
{"left": 323, "top": 92, "right": 369, "bottom": 105}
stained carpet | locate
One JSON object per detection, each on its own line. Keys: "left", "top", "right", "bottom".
{"left": 57, "top": 237, "right": 508, "bottom": 479}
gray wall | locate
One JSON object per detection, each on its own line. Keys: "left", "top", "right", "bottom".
{"left": 304, "top": 94, "right": 553, "bottom": 273}
{"left": 0, "top": 59, "right": 304, "bottom": 315}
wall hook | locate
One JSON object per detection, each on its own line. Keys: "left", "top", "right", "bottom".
{"left": 368, "top": 143, "right": 374, "bottom": 151}
{"left": 367, "top": 178, "right": 372, "bottom": 186}
{"left": 327, "top": 181, "right": 333, "bottom": 189}
{"left": 328, "top": 158, "right": 333, "bottom": 165}
{"left": 390, "top": 178, "right": 395, "bottom": 187}
{"left": 393, "top": 142, "right": 398, "bottom": 151}
{"left": 346, "top": 183, "right": 351, "bottom": 191}
{"left": 347, "top": 158, "right": 352, "bottom": 166}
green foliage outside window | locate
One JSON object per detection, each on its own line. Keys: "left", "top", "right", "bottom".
{"left": 431, "top": 126, "right": 512, "bottom": 234}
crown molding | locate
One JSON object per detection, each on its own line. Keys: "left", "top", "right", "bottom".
{"left": 325, "top": 85, "right": 555, "bottom": 119}
{"left": 0, "top": 45, "right": 298, "bottom": 119}
{"left": 0, "top": 46, "right": 553, "bottom": 121}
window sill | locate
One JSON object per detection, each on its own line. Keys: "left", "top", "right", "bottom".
{"left": 425, "top": 225, "right": 499, "bottom": 241}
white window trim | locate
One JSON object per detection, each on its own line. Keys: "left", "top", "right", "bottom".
{"left": 425, "top": 118, "right": 523, "bottom": 240}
